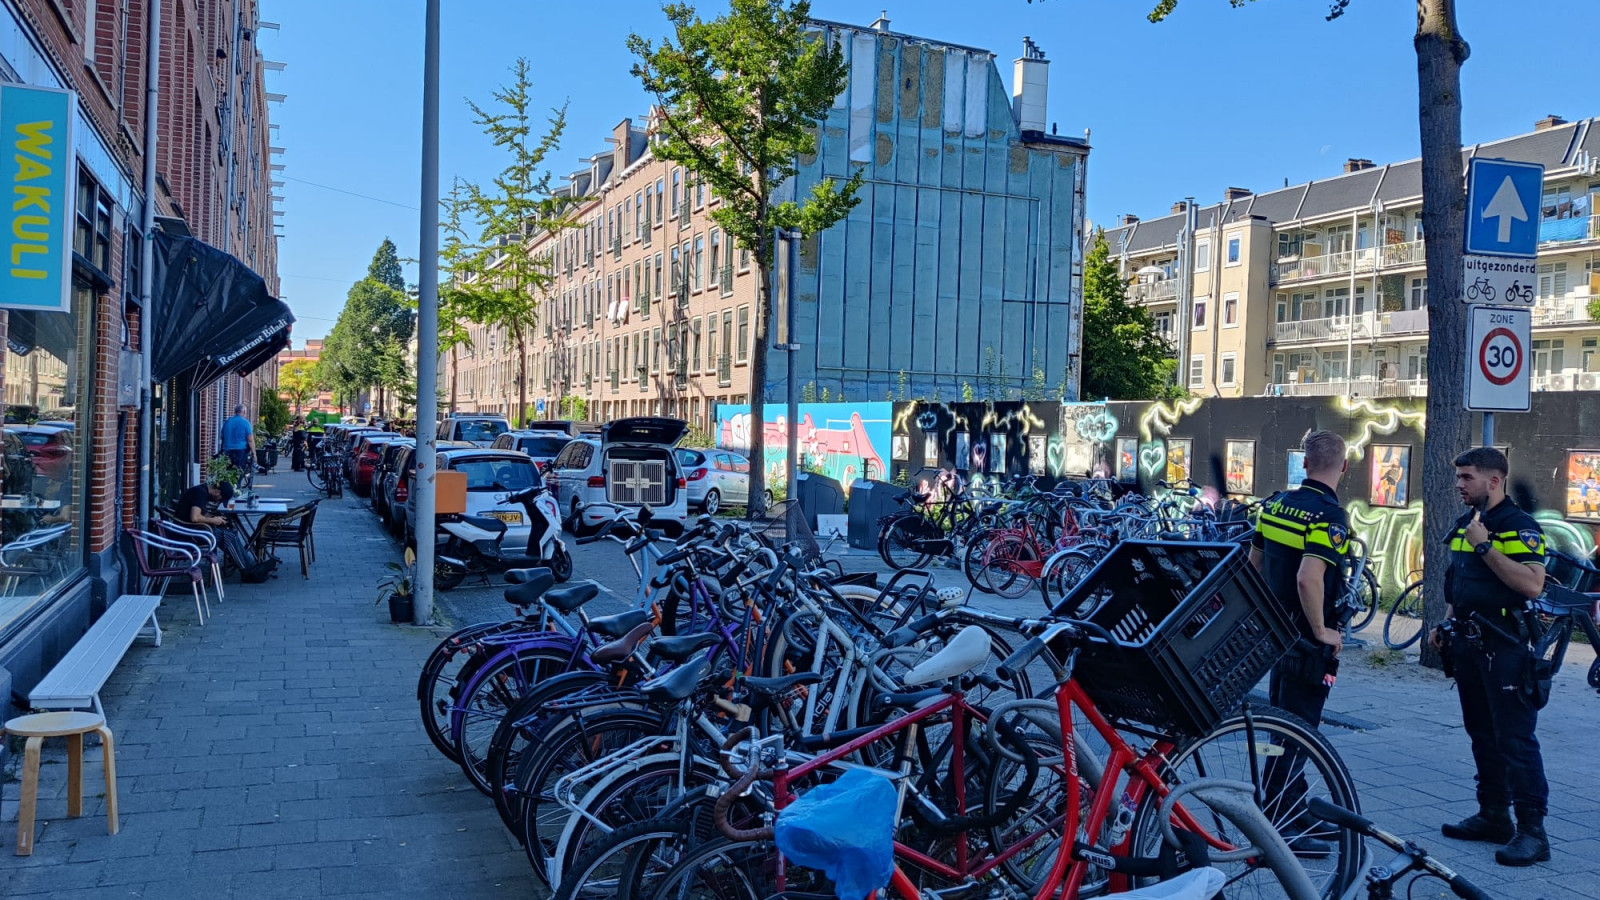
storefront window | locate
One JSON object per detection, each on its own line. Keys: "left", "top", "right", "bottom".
{"left": 0, "top": 279, "right": 93, "bottom": 636}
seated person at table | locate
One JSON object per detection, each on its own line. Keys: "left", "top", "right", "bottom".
{"left": 176, "top": 480, "right": 233, "bottom": 527}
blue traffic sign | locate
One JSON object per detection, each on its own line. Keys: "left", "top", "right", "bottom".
{"left": 536, "top": 398, "right": 546, "bottom": 414}
{"left": 1464, "top": 158, "right": 1543, "bottom": 258}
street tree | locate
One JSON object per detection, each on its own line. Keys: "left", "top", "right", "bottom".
{"left": 437, "top": 179, "right": 481, "bottom": 415}
{"left": 321, "top": 239, "right": 416, "bottom": 417}
{"left": 629, "top": 0, "right": 863, "bottom": 515}
{"left": 1081, "top": 230, "right": 1179, "bottom": 400}
{"left": 278, "top": 358, "right": 322, "bottom": 413}
{"left": 450, "top": 60, "right": 579, "bottom": 428}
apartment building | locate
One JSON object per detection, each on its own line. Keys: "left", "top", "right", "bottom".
{"left": 445, "top": 17, "right": 1089, "bottom": 429}
{"left": 1106, "top": 115, "right": 1600, "bottom": 398}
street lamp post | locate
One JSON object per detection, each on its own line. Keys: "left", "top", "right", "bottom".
{"left": 413, "top": 0, "right": 441, "bottom": 625}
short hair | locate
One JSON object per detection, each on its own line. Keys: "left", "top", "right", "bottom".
{"left": 1454, "top": 446, "right": 1508, "bottom": 477}
{"left": 233, "top": 404, "right": 244, "bottom": 414}
{"left": 215, "top": 481, "right": 235, "bottom": 503}
{"left": 1302, "top": 430, "right": 1346, "bottom": 472}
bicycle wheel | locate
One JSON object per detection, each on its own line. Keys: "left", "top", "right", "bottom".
{"left": 418, "top": 619, "right": 531, "bottom": 762}
{"left": 1040, "top": 547, "right": 1101, "bottom": 614}
{"left": 634, "top": 834, "right": 828, "bottom": 900}
{"left": 878, "top": 518, "right": 932, "bottom": 570}
{"left": 1129, "top": 707, "right": 1361, "bottom": 900}
{"left": 1382, "top": 580, "right": 1425, "bottom": 650}
{"left": 962, "top": 528, "right": 998, "bottom": 593}
{"left": 487, "top": 669, "right": 611, "bottom": 831}
{"left": 453, "top": 646, "right": 577, "bottom": 795}
{"left": 554, "top": 816, "right": 695, "bottom": 900}
{"left": 552, "top": 756, "right": 720, "bottom": 887}
{"left": 306, "top": 460, "right": 326, "bottom": 491}
{"left": 1347, "top": 569, "right": 1380, "bottom": 633}
{"left": 976, "top": 534, "right": 1040, "bottom": 600}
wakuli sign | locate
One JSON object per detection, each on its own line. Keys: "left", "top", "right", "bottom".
{"left": 0, "top": 84, "right": 75, "bottom": 313}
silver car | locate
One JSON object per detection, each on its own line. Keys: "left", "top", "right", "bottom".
{"left": 677, "top": 448, "right": 749, "bottom": 515}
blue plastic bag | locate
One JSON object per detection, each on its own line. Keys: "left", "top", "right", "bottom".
{"left": 773, "top": 768, "right": 897, "bottom": 900}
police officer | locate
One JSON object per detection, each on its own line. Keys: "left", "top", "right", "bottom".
{"left": 1432, "top": 447, "right": 1550, "bottom": 867}
{"left": 1250, "top": 430, "right": 1350, "bottom": 851}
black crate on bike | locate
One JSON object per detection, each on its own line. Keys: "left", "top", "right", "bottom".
{"left": 1049, "top": 540, "right": 1296, "bottom": 736}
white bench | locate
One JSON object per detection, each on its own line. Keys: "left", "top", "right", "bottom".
{"left": 29, "top": 595, "right": 162, "bottom": 715}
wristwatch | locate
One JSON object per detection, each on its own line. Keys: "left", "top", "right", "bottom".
{"left": 1473, "top": 540, "right": 1493, "bottom": 557}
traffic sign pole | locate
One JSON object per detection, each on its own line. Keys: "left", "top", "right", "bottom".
{"left": 1482, "top": 412, "right": 1494, "bottom": 448}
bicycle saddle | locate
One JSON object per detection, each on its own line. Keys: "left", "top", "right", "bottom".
{"left": 506, "top": 567, "right": 552, "bottom": 585}
{"left": 592, "top": 620, "right": 656, "bottom": 666}
{"left": 873, "top": 686, "right": 944, "bottom": 711}
{"left": 588, "top": 608, "right": 652, "bottom": 639}
{"left": 543, "top": 581, "right": 600, "bottom": 612}
{"left": 502, "top": 570, "right": 556, "bottom": 605}
{"left": 648, "top": 631, "right": 721, "bottom": 663}
{"left": 903, "top": 625, "right": 992, "bottom": 687}
{"left": 639, "top": 655, "right": 711, "bottom": 703}
{"left": 458, "top": 515, "right": 509, "bottom": 535}
{"left": 743, "top": 671, "right": 823, "bottom": 697}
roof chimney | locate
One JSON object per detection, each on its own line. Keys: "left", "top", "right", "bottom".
{"left": 1011, "top": 37, "right": 1049, "bottom": 134}
{"left": 1534, "top": 114, "right": 1567, "bottom": 131}
{"left": 1343, "top": 158, "right": 1374, "bottom": 173}
{"left": 1171, "top": 200, "right": 1189, "bottom": 215}
{"left": 1120, "top": 214, "right": 1140, "bottom": 227}
{"left": 869, "top": 10, "right": 890, "bottom": 31}
{"left": 1223, "top": 187, "right": 1252, "bottom": 201}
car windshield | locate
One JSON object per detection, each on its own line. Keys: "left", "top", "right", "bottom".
{"left": 459, "top": 420, "right": 508, "bottom": 443}
{"left": 453, "top": 458, "right": 538, "bottom": 491}
{"left": 522, "top": 436, "right": 569, "bottom": 457}
{"left": 9, "top": 431, "right": 50, "bottom": 447}
{"left": 676, "top": 449, "right": 706, "bottom": 467}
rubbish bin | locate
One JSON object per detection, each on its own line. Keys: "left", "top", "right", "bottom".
{"left": 846, "top": 479, "right": 906, "bottom": 551}
{"left": 256, "top": 441, "right": 279, "bottom": 473}
{"left": 794, "top": 473, "right": 844, "bottom": 531}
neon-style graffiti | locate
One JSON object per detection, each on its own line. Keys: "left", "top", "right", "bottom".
{"left": 1335, "top": 396, "right": 1428, "bottom": 459}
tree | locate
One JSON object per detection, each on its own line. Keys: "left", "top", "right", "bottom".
{"left": 450, "top": 61, "right": 578, "bottom": 428}
{"left": 258, "top": 386, "right": 291, "bottom": 437}
{"left": 368, "top": 237, "right": 406, "bottom": 293}
{"left": 278, "top": 358, "right": 322, "bottom": 413}
{"left": 321, "top": 240, "right": 416, "bottom": 417}
{"left": 1080, "top": 230, "right": 1180, "bottom": 400}
{"left": 630, "top": 0, "right": 863, "bottom": 515}
{"left": 437, "top": 179, "right": 480, "bottom": 415}
{"left": 1137, "top": 0, "right": 1465, "bottom": 667}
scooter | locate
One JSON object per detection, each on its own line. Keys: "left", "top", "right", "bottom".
{"left": 433, "top": 482, "right": 572, "bottom": 590}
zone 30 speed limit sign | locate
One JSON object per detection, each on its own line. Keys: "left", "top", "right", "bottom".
{"left": 1464, "top": 305, "right": 1531, "bottom": 411}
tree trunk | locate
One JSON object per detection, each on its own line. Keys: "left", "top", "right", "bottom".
{"left": 1416, "top": 0, "right": 1471, "bottom": 669}
{"left": 450, "top": 344, "right": 459, "bottom": 415}
{"left": 747, "top": 244, "right": 771, "bottom": 518}
{"left": 516, "top": 328, "right": 529, "bottom": 428}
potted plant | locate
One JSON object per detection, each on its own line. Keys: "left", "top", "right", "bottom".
{"left": 377, "top": 548, "right": 416, "bottom": 623}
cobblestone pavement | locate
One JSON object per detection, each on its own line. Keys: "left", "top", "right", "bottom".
{"left": 3, "top": 493, "right": 1591, "bottom": 898}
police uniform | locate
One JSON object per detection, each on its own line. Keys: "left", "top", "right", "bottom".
{"left": 1444, "top": 498, "right": 1548, "bottom": 828}
{"left": 1253, "top": 478, "right": 1350, "bottom": 730}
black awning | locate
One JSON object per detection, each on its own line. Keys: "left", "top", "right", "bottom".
{"left": 150, "top": 229, "right": 294, "bottom": 387}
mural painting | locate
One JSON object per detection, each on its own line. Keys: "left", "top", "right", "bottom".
{"left": 1369, "top": 445, "right": 1412, "bottom": 508}
{"left": 1224, "top": 441, "right": 1255, "bottom": 496}
{"left": 1566, "top": 450, "right": 1600, "bottom": 522}
{"left": 892, "top": 401, "right": 1119, "bottom": 488}
{"left": 1166, "top": 439, "right": 1193, "bottom": 485}
{"left": 716, "top": 401, "right": 891, "bottom": 494}
{"left": 1116, "top": 437, "right": 1137, "bottom": 483}
{"left": 1287, "top": 450, "right": 1307, "bottom": 487}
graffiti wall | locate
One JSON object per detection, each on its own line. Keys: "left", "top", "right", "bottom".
{"left": 884, "top": 395, "right": 1600, "bottom": 599}
{"left": 716, "top": 402, "right": 893, "bottom": 494}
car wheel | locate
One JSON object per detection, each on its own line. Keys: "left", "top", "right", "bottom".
{"left": 703, "top": 489, "right": 720, "bottom": 516}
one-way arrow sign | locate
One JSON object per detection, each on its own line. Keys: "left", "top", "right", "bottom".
{"left": 1464, "top": 158, "right": 1542, "bottom": 258}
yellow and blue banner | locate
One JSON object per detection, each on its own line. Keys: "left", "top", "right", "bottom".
{"left": 0, "top": 83, "right": 75, "bottom": 313}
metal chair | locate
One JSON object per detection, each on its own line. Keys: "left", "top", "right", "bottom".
{"left": 152, "top": 518, "right": 226, "bottom": 604}
{"left": 258, "top": 500, "right": 320, "bottom": 578}
{"left": 0, "top": 524, "right": 73, "bottom": 596}
{"left": 124, "top": 529, "right": 209, "bottom": 625}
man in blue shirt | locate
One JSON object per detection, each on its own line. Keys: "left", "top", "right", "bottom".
{"left": 220, "top": 404, "right": 254, "bottom": 478}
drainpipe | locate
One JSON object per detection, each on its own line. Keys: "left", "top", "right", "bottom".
{"left": 1346, "top": 209, "right": 1357, "bottom": 396}
{"left": 136, "top": 0, "right": 161, "bottom": 527}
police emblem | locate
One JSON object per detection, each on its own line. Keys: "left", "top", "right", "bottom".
{"left": 1328, "top": 524, "right": 1347, "bottom": 549}
{"left": 1518, "top": 529, "right": 1544, "bottom": 554}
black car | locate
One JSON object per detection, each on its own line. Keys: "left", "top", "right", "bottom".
{"left": 372, "top": 439, "right": 415, "bottom": 521}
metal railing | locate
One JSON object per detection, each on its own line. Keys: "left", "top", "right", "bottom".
{"left": 1271, "top": 239, "right": 1426, "bottom": 284}
{"left": 1129, "top": 280, "right": 1178, "bottom": 304}
{"left": 1532, "top": 291, "right": 1597, "bottom": 326}
{"left": 1271, "top": 378, "right": 1428, "bottom": 398}
{"left": 1269, "top": 308, "right": 1429, "bottom": 344}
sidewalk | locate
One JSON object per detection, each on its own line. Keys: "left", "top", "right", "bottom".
{"left": 0, "top": 475, "right": 525, "bottom": 899}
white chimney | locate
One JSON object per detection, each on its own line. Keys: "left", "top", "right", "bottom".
{"left": 869, "top": 10, "right": 890, "bottom": 32}
{"left": 1012, "top": 37, "right": 1048, "bottom": 134}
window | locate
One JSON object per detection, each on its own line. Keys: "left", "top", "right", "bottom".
{"left": 1277, "top": 232, "right": 1303, "bottom": 259}
{"left": 1409, "top": 277, "right": 1427, "bottom": 310}
{"left": 722, "top": 311, "right": 734, "bottom": 374}
{"left": 706, "top": 316, "right": 717, "bottom": 374}
{"left": 1188, "top": 356, "right": 1205, "bottom": 388}
{"left": 1532, "top": 339, "right": 1566, "bottom": 376}
{"left": 635, "top": 190, "right": 645, "bottom": 239}
{"left": 1538, "top": 261, "right": 1568, "bottom": 300}
{"left": 1222, "top": 292, "right": 1238, "bottom": 327}
{"left": 642, "top": 192, "right": 652, "bottom": 244}
{"left": 1153, "top": 311, "right": 1174, "bottom": 339}
{"left": 669, "top": 247, "right": 681, "bottom": 301}
{"left": 655, "top": 179, "right": 664, "bottom": 225}
{"left": 74, "top": 171, "right": 113, "bottom": 274}
{"left": 82, "top": 0, "right": 96, "bottom": 60}
{"left": 1195, "top": 240, "right": 1210, "bottom": 272}
{"left": 709, "top": 230, "right": 721, "bottom": 289}
{"left": 739, "top": 244, "right": 750, "bottom": 271}
{"left": 654, "top": 252, "right": 663, "bottom": 301}
{"left": 1225, "top": 236, "right": 1241, "bottom": 266}
{"left": 736, "top": 306, "right": 750, "bottom": 364}
{"left": 623, "top": 198, "right": 632, "bottom": 243}
{"left": 1220, "top": 353, "right": 1237, "bottom": 387}
{"left": 693, "top": 236, "right": 705, "bottom": 291}
{"left": 692, "top": 318, "right": 703, "bottom": 372}
{"left": 1192, "top": 299, "right": 1208, "bottom": 329}
{"left": 695, "top": 175, "right": 706, "bottom": 209}
{"left": 652, "top": 328, "right": 661, "bottom": 375}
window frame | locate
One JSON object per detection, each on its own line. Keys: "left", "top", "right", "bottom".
{"left": 1188, "top": 355, "right": 1205, "bottom": 389}
{"left": 1194, "top": 240, "right": 1210, "bottom": 272}
{"left": 1220, "top": 352, "right": 1237, "bottom": 387}
{"left": 1225, "top": 235, "right": 1242, "bottom": 267}
{"left": 1222, "top": 292, "right": 1239, "bottom": 328}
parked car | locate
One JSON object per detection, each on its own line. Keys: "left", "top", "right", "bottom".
{"left": 352, "top": 433, "right": 406, "bottom": 496}
{"left": 491, "top": 431, "right": 572, "bottom": 468}
{"left": 547, "top": 417, "right": 689, "bottom": 533}
{"left": 436, "top": 415, "right": 510, "bottom": 448}
{"left": 676, "top": 448, "right": 749, "bottom": 515}
{"left": 382, "top": 446, "right": 418, "bottom": 536}
{"left": 6, "top": 426, "right": 74, "bottom": 483}
{"left": 2, "top": 429, "right": 37, "bottom": 495}
{"left": 520, "top": 420, "right": 600, "bottom": 438}
{"left": 373, "top": 439, "right": 415, "bottom": 521}
{"left": 407, "top": 448, "right": 543, "bottom": 549}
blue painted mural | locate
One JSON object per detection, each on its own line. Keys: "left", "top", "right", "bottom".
{"left": 717, "top": 402, "right": 893, "bottom": 494}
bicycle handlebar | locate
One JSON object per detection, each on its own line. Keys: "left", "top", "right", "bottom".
{"left": 1307, "top": 799, "right": 1492, "bottom": 900}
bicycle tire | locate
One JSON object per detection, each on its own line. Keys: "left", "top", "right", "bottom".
{"left": 1382, "top": 580, "right": 1426, "bottom": 650}
{"left": 551, "top": 755, "right": 721, "bottom": 887}
{"left": 1129, "top": 706, "right": 1361, "bottom": 900}
{"left": 976, "top": 533, "right": 1040, "bottom": 599}
{"left": 418, "top": 619, "right": 532, "bottom": 761}
{"left": 1347, "top": 568, "right": 1380, "bottom": 633}
{"left": 962, "top": 528, "right": 998, "bottom": 594}
{"left": 878, "top": 517, "right": 932, "bottom": 570}
{"left": 453, "top": 646, "right": 576, "bottom": 795}
{"left": 486, "top": 669, "right": 612, "bottom": 831}
{"left": 631, "top": 833, "right": 827, "bottom": 900}
{"left": 306, "top": 461, "right": 326, "bottom": 491}
{"left": 1040, "top": 547, "right": 1101, "bottom": 615}
{"left": 553, "top": 816, "right": 695, "bottom": 900}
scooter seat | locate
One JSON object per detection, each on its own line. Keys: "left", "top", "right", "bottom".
{"left": 544, "top": 581, "right": 600, "bottom": 612}
{"left": 503, "top": 571, "right": 556, "bottom": 606}
{"left": 588, "top": 608, "right": 652, "bottom": 639}
{"left": 640, "top": 655, "right": 711, "bottom": 704}
{"left": 459, "top": 515, "right": 509, "bottom": 536}
{"left": 743, "top": 671, "right": 823, "bottom": 697}
{"left": 506, "top": 567, "right": 552, "bottom": 585}
{"left": 648, "top": 631, "right": 721, "bottom": 663}
{"left": 592, "top": 620, "right": 656, "bottom": 666}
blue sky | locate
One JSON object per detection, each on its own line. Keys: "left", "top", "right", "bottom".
{"left": 262, "top": 0, "right": 1600, "bottom": 341}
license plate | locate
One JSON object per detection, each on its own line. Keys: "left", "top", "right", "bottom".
{"left": 487, "top": 511, "right": 523, "bottom": 524}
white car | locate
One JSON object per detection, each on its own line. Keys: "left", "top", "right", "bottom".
{"left": 407, "top": 448, "right": 543, "bottom": 548}
{"left": 547, "top": 417, "right": 690, "bottom": 533}
{"left": 436, "top": 415, "right": 511, "bottom": 448}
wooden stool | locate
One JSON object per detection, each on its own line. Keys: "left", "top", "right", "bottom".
{"left": 2, "top": 711, "right": 118, "bottom": 855}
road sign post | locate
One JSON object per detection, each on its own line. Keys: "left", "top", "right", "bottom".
{"left": 1463, "top": 305, "right": 1531, "bottom": 413}
{"left": 1462, "top": 158, "right": 1543, "bottom": 306}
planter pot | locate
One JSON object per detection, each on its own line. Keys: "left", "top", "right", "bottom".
{"left": 387, "top": 592, "right": 415, "bottom": 624}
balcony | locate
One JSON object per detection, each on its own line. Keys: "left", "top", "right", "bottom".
{"left": 1539, "top": 214, "right": 1600, "bottom": 246}
{"left": 1531, "top": 291, "right": 1596, "bottom": 327}
{"left": 1270, "top": 308, "right": 1429, "bottom": 345}
{"left": 1272, "top": 378, "right": 1428, "bottom": 398}
{"left": 1271, "top": 240, "right": 1426, "bottom": 285}
{"left": 1129, "top": 280, "right": 1178, "bottom": 305}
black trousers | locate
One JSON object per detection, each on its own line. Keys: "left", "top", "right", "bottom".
{"left": 1262, "top": 649, "right": 1332, "bottom": 821}
{"left": 1452, "top": 638, "right": 1548, "bottom": 816}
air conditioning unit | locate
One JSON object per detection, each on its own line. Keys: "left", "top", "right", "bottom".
{"left": 1580, "top": 373, "right": 1600, "bottom": 391}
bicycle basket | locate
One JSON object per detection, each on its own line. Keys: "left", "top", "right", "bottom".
{"left": 759, "top": 497, "right": 823, "bottom": 568}
{"left": 1050, "top": 540, "right": 1296, "bottom": 736}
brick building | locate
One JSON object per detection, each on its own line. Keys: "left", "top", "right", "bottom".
{"left": 0, "top": 0, "right": 282, "bottom": 718}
